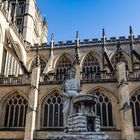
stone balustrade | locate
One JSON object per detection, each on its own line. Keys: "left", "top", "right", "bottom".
{"left": 81, "top": 71, "right": 117, "bottom": 82}
{"left": 0, "top": 75, "right": 30, "bottom": 85}
{"left": 40, "top": 71, "right": 117, "bottom": 84}
{"left": 127, "top": 69, "right": 140, "bottom": 81}
{"left": 0, "top": 69, "right": 140, "bottom": 86}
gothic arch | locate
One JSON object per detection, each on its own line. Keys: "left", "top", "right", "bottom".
{"left": 0, "top": 90, "right": 28, "bottom": 128}
{"left": 130, "top": 86, "right": 140, "bottom": 97}
{"left": 87, "top": 86, "right": 118, "bottom": 102}
{"left": 54, "top": 52, "right": 74, "bottom": 70}
{"left": 41, "top": 89, "right": 64, "bottom": 128}
{"left": 28, "top": 55, "right": 47, "bottom": 72}
{"left": 80, "top": 51, "right": 103, "bottom": 71}
{"left": 40, "top": 88, "right": 63, "bottom": 104}
{"left": 53, "top": 53, "right": 74, "bottom": 80}
{"left": 87, "top": 86, "right": 118, "bottom": 127}
{"left": 0, "top": 89, "right": 28, "bottom": 104}
{"left": 130, "top": 87, "right": 140, "bottom": 126}
{"left": 110, "top": 50, "right": 132, "bottom": 70}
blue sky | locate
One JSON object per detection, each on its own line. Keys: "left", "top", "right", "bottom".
{"left": 36, "top": 0, "right": 140, "bottom": 42}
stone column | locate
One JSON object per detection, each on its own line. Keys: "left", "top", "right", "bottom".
{"left": 116, "top": 61, "right": 134, "bottom": 140}
{"left": 24, "top": 53, "right": 40, "bottom": 140}
{"left": 75, "top": 64, "right": 81, "bottom": 80}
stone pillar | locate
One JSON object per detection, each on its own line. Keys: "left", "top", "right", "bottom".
{"left": 75, "top": 64, "right": 81, "bottom": 80}
{"left": 116, "top": 62, "right": 134, "bottom": 140}
{"left": 24, "top": 54, "right": 40, "bottom": 140}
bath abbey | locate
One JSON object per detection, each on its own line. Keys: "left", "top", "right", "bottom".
{"left": 0, "top": 0, "right": 140, "bottom": 140}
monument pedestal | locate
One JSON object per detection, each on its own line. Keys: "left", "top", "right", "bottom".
{"left": 48, "top": 95, "right": 109, "bottom": 140}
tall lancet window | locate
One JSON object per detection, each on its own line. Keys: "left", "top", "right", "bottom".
{"left": 4, "top": 51, "right": 23, "bottom": 76}
{"left": 42, "top": 92, "right": 64, "bottom": 128}
{"left": 4, "top": 94, "right": 28, "bottom": 128}
{"left": 82, "top": 53, "right": 100, "bottom": 80}
{"left": 56, "top": 55, "right": 72, "bottom": 81}
{"left": 90, "top": 91, "right": 113, "bottom": 127}
{"left": 130, "top": 90, "right": 140, "bottom": 126}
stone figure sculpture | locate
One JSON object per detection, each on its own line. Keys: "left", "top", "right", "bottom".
{"left": 61, "top": 66, "right": 81, "bottom": 132}
{"left": 49, "top": 65, "right": 109, "bottom": 139}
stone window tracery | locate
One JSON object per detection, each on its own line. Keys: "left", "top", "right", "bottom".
{"left": 42, "top": 92, "right": 64, "bottom": 128}
{"left": 56, "top": 56, "right": 72, "bottom": 80}
{"left": 91, "top": 92, "right": 113, "bottom": 127}
{"left": 130, "top": 90, "right": 140, "bottom": 126}
{"left": 82, "top": 53, "right": 100, "bottom": 80}
{"left": 4, "top": 95, "right": 28, "bottom": 128}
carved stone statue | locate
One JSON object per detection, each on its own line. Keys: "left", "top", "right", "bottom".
{"left": 61, "top": 66, "right": 81, "bottom": 131}
{"left": 49, "top": 66, "right": 109, "bottom": 139}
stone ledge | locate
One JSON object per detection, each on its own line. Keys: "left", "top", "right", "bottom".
{"left": 48, "top": 132, "right": 109, "bottom": 140}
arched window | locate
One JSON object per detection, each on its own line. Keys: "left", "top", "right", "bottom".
{"left": 42, "top": 92, "right": 63, "bottom": 128}
{"left": 4, "top": 95, "right": 28, "bottom": 128}
{"left": 82, "top": 53, "right": 100, "bottom": 80}
{"left": 3, "top": 51, "right": 23, "bottom": 76}
{"left": 130, "top": 90, "right": 140, "bottom": 126}
{"left": 111, "top": 56, "right": 128, "bottom": 70}
{"left": 91, "top": 91, "right": 113, "bottom": 127}
{"left": 56, "top": 55, "right": 72, "bottom": 80}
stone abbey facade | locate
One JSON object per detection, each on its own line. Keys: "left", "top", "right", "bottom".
{"left": 0, "top": 0, "right": 140, "bottom": 140}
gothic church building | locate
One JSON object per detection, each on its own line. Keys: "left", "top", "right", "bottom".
{"left": 0, "top": 0, "right": 140, "bottom": 140}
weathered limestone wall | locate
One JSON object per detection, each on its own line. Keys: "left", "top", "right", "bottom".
{"left": 24, "top": 64, "right": 40, "bottom": 140}
{"left": 116, "top": 62, "right": 134, "bottom": 140}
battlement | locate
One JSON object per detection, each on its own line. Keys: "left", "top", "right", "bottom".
{"left": 33, "top": 35, "right": 140, "bottom": 50}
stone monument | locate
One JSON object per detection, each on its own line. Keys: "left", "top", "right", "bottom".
{"left": 48, "top": 65, "right": 109, "bottom": 140}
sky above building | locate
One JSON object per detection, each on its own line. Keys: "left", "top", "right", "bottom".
{"left": 36, "top": 0, "right": 140, "bottom": 42}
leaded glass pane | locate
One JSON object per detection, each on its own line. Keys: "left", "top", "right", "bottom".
{"left": 42, "top": 93, "right": 63, "bottom": 128}
{"left": 4, "top": 95, "right": 28, "bottom": 128}
{"left": 130, "top": 90, "right": 140, "bottom": 126}
{"left": 92, "top": 92, "right": 113, "bottom": 127}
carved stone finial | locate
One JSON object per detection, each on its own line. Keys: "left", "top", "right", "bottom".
{"left": 32, "top": 47, "right": 40, "bottom": 68}
{"left": 115, "top": 42, "right": 124, "bottom": 63}
{"left": 43, "top": 16, "right": 47, "bottom": 26}
{"left": 102, "top": 28, "right": 106, "bottom": 37}
{"left": 102, "top": 28, "right": 106, "bottom": 52}
{"left": 51, "top": 33, "right": 54, "bottom": 49}
{"left": 74, "top": 31, "right": 80, "bottom": 64}
{"left": 129, "top": 26, "right": 133, "bottom": 35}
{"left": 129, "top": 26, "right": 135, "bottom": 51}
{"left": 51, "top": 33, "right": 54, "bottom": 41}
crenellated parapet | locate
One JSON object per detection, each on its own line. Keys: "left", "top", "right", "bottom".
{"left": 31, "top": 35, "right": 140, "bottom": 50}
